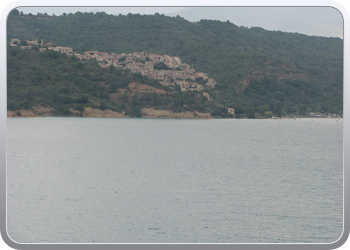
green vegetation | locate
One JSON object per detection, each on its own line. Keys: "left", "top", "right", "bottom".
{"left": 7, "top": 10, "right": 343, "bottom": 117}
{"left": 7, "top": 46, "right": 214, "bottom": 117}
{"left": 154, "top": 62, "right": 171, "bottom": 70}
{"left": 264, "top": 111, "right": 274, "bottom": 118}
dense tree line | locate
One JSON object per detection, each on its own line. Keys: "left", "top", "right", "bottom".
{"left": 7, "top": 10, "right": 343, "bottom": 116}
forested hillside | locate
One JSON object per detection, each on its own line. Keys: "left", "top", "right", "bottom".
{"left": 7, "top": 10, "right": 343, "bottom": 117}
{"left": 8, "top": 46, "right": 218, "bottom": 117}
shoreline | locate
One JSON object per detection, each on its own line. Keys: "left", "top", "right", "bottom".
{"left": 7, "top": 108, "right": 214, "bottom": 119}
{"left": 7, "top": 107, "right": 342, "bottom": 120}
{"left": 7, "top": 110, "right": 342, "bottom": 120}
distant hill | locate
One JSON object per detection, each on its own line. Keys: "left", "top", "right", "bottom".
{"left": 166, "top": 7, "right": 343, "bottom": 38}
{"left": 7, "top": 10, "right": 343, "bottom": 117}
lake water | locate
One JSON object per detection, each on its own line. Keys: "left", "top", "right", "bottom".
{"left": 6, "top": 117, "right": 343, "bottom": 243}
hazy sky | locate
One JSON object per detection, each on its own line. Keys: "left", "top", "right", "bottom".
{"left": 15, "top": 6, "right": 344, "bottom": 38}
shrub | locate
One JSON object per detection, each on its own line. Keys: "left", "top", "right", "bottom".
{"left": 7, "top": 100, "right": 20, "bottom": 111}
{"left": 77, "top": 95, "right": 89, "bottom": 103}
{"left": 264, "top": 111, "right": 274, "bottom": 118}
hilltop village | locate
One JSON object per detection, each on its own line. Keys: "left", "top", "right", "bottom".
{"left": 9, "top": 39, "right": 217, "bottom": 92}
{"left": 8, "top": 38, "right": 343, "bottom": 119}
{"left": 7, "top": 11, "right": 343, "bottom": 119}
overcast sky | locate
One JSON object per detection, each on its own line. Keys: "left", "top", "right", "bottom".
{"left": 13, "top": 6, "right": 345, "bottom": 38}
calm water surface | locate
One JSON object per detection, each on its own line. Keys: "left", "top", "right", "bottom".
{"left": 7, "top": 118, "right": 343, "bottom": 243}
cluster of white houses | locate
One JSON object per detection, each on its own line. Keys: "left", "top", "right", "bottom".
{"left": 9, "top": 39, "right": 217, "bottom": 92}
{"left": 73, "top": 50, "right": 217, "bottom": 92}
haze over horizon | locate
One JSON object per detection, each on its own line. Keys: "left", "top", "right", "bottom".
{"left": 16, "top": 6, "right": 343, "bottom": 38}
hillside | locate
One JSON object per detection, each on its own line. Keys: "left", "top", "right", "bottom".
{"left": 7, "top": 10, "right": 343, "bottom": 117}
{"left": 8, "top": 45, "right": 220, "bottom": 118}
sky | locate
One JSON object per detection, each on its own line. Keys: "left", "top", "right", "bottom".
{"left": 13, "top": 5, "right": 344, "bottom": 38}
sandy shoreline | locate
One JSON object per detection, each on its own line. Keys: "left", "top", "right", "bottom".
{"left": 7, "top": 109, "right": 342, "bottom": 120}
{"left": 7, "top": 107, "right": 214, "bottom": 119}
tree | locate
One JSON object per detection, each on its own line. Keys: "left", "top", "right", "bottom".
{"left": 19, "top": 40, "right": 28, "bottom": 46}
{"left": 264, "top": 111, "right": 273, "bottom": 118}
{"left": 154, "top": 62, "right": 170, "bottom": 70}
{"left": 316, "top": 104, "right": 323, "bottom": 113}
{"left": 246, "top": 108, "right": 255, "bottom": 118}
{"left": 54, "top": 105, "right": 72, "bottom": 115}
{"left": 272, "top": 91, "right": 284, "bottom": 102}
{"left": 11, "top": 9, "right": 20, "bottom": 15}
{"left": 258, "top": 105, "right": 267, "bottom": 115}
{"left": 7, "top": 100, "right": 20, "bottom": 111}
{"left": 77, "top": 95, "right": 89, "bottom": 103}
{"left": 299, "top": 105, "right": 307, "bottom": 115}
{"left": 31, "top": 45, "right": 39, "bottom": 51}
{"left": 273, "top": 101, "right": 282, "bottom": 117}
{"left": 118, "top": 56, "right": 126, "bottom": 62}
{"left": 327, "top": 106, "right": 337, "bottom": 114}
